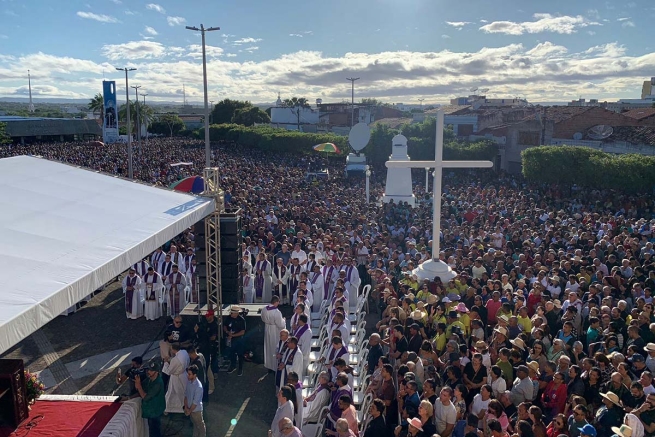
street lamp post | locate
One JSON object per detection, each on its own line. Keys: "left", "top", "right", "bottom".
{"left": 425, "top": 167, "right": 430, "bottom": 193}
{"left": 209, "top": 100, "right": 214, "bottom": 124}
{"left": 142, "top": 93, "right": 148, "bottom": 148}
{"left": 116, "top": 67, "right": 136, "bottom": 179}
{"left": 346, "top": 77, "right": 360, "bottom": 127}
{"left": 131, "top": 85, "right": 141, "bottom": 153}
{"left": 186, "top": 24, "right": 220, "bottom": 168}
{"left": 365, "top": 165, "right": 371, "bottom": 204}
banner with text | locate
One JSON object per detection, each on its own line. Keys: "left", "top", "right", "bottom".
{"left": 102, "top": 81, "right": 119, "bottom": 144}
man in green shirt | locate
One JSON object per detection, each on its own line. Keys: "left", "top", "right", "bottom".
{"left": 134, "top": 362, "right": 166, "bottom": 437}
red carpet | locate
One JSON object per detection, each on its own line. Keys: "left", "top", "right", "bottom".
{"left": 0, "top": 401, "right": 120, "bottom": 437}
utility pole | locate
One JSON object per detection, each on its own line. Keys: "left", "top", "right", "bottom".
{"left": 186, "top": 24, "right": 220, "bottom": 168}
{"left": 418, "top": 98, "right": 425, "bottom": 107}
{"left": 209, "top": 100, "right": 214, "bottom": 124}
{"left": 142, "top": 93, "right": 148, "bottom": 148}
{"left": 131, "top": 85, "right": 141, "bottom": 153}
{"left": 116, "top": 67, "right": 136, "bottom": 179}
{"left": 28, "top": 70, "right": 34, "bottom": 113}
{"left": 346, "top": 77, "right": 360, "bottom": 127}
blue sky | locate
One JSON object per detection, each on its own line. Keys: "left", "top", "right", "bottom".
{"left": 0, "top": 0, "right": 653, "bottom": 104}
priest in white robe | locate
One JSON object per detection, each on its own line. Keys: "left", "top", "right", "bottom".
{"left": 272, "top": 258, "right": 290, "bottom": 305}
{"left": 293, "top": 314, "right": 312, "bottom": 373}
{"left": 343, "top": 260, "right": 361, "bottom": 313}
{"left": 276, "top": 337, "right": 304, "bottom": 390}
{"left": 261, "top": 296, "right": 286, "bottom": 371}
{"left": 164, "top": 343, "right": 189, "bottom": 413}
{"left": 303, "top": 372, "right": 331, "bottom": 426}
{"left": 166, "top": 265, "right": 188, "bottom": 317}
{"left": 150, "top": 248, "right": 166, "bottom": 272}
{"left": 321, "top": 260, "right": 338, "bottom": 301}
{"left": 242, "top": 268, "right": 255, "bottom": 304}
{"left": 293, "top": 282, "right": 313, "bottom": 310}
{"left": 168, "top": 245, "right": 186, "bottom": 274}
{"left": 308, "top": 265, "right": 324, "bottom": 313}
{"left": 141, "top": 267, "right": 164, "bottom": 321}
{"left": 254, "top": 253, "right": 273, "bottom": 303}
{"left": 185, "top": 258, "right": 199, "bottom": 304}
{"left": 159, "top": 255, "right": 174, "bottom": 282}
{"left": 133, "top": 259, "right": 150, "bottom": 278}
{"left": 122, "top": 268, "right": 143, "bottom": 320}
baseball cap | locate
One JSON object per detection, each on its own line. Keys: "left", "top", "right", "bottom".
{"left": 148, "top": 362, "right": 161, "bottom": 372}
{"left": 629, "top": 354, "right": 645, "bottom": 363}
{"left": 579, "top": 424, "right": 597, "bottom": 437}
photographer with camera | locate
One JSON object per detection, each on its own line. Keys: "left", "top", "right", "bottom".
{"left": 195, "top": 308, "right": 219, "bottom": 394}
{"left": 116, "top": 356, "right": 147, "bottom": 401}
{"left": 134, "top": 362, "right": 166, "bottom": 437}
{"left": 224, "top": 305, "right": 247, "bottom": 376}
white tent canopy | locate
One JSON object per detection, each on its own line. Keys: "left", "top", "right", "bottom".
{"left": 0, "top": 156, "right": 216, "bottom": 355}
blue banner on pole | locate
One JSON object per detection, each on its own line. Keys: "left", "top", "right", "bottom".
{"left": 102, "top": 81, "right": 119, "bottom": 144}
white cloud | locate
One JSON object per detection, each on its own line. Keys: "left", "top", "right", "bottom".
{"left": 167, "top": 16, "right": 186, "bottom": 26}
{"left": 3, "top": 40, "right": 655, "bottom": 103}
{"left": 303, "top": 31, "right": 313, "bottom": 35}
{"left": 76, "top": 11, "right": 119, "bottom": 23}
{"left": 622, "top": 21, "right": 636, "bottom": 28}
{"left": 617, "top": 17, "right": 631, "bottom": 21}
{"left": 479, "top": 19, "right": 488, "bottom": 23}
{"left": 441, "top": 34, "right": 451, "bottom": 39}
{"left": 480, "top": 13, "right": 600, "bottom": 35}
{"left": 186, "top": 44, "right": 224, "bottom": 59}
{"left": 124, "top": 9, "right": 137, "bottom": 15}
{"left": 244, "top": 46, "right": 259, "bottom": 52}
{"left": 144, "top": 26, "right": 158, "bottom": 35}
{"left": 233, "top": 37, "right": 262, "bottom": 45}
{"left": 587, "top": 9, "right": 601, "bottom": 20}
{"left": 289, "top": 34, "right": 303, "bottom": 38}
{"left": 110, "top": 0, "right": 122, "bottom": 4}
{"left": 146, "top": 3, "right": 166, "bottom": 14}
{"left": 0, "top": 34, "right": 8, "bottom": 39}
{"left": 446, "top": 21, "right": 471, "bottom": 29}
{"left": 101, "top": 41, "right": 166, "bottom": 61}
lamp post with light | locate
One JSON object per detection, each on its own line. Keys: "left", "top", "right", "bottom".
{"left": 116, "top": 67, "right": 136, "bottom": 179}
{"left": 365, "top": 165, "right": 371, "bottom": 203}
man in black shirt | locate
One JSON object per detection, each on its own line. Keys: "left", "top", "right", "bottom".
{"left": 390, "top": 326, "right": 408, "bottom": 361}
{"left": 160, "top": 316, "right": 192, "bottom": 362}
{"left": 116, "top": 356, "right": 146, "bottom": 400}
{"left": 223, "top": 305, "right": 247, "bottom": 376}
{"left": 366, "top": 333, "right": 384, "bottom": 376}
{"left": 195, "top": 309, "right": 219, "bottom": 382}
{"left": 364, "top": 398, "right": 388, "bottom": 437}
{"left": 407, "top": 324, "right": 422, "bottom": 355}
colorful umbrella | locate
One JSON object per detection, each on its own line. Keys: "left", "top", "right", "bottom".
{"left": 313, "top": 142, "right": 340, "bottom": 153}
{"left": 170, "top": 176, "right": 204, "bottom": 194}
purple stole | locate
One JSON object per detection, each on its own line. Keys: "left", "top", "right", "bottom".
{"left": 273, "top": 265, "right": 288, "bottom": 298}
{"left": 152, "top": 251, "right": 164, "bottom": 267}
{"left": 243, "top": 275, "right": 251, "bottom": 287}
{"left": 289, "top": 265, "right": 301, "bottom": 293}
{"left": 171, "top": 252, "right": 182, "bottom": 266}
{"left": 161, "top": 262, "right": 173, "bottom": 277}
{"left": 275, "top": 340, "right": 289, "bottom": 387}
{"left": 307, "top": 261, "right": 316, "bottom": 273}
{"left": 331, "top": 295, "right": 346, "bottom": 307}
{"left": 345, "top": 266, "right": 353, "bottom": 283}
{"left": 255, "top": 260, "right": 268, "bottom": 298}
{"left": 134, "top": 261, "right": 147, "bottom": 277}
{"left": 125, "top": 276, "right": 137, "bottom": 312}
{"left": 293, "top": 323, "right": 309, "bottom": 340}
{"left": 168, "top": 272, "right": 183, "bottom": 314}
{"left": 328, "top": 345, "right": 347, "bottom": 363}
{"left": 330, "top": 385, "right": 352, "bottom": 420}
{"left": 184, "top": 255, "right": 194, "bottom": 269}
{"left": 143, "top": 273, "right": 159, "bottom": 301}
{"left": 323, "top": 267, "right": 334, "bottom": 299}
{"left": 277, "top": 347, "right": 298, "bottom": 387}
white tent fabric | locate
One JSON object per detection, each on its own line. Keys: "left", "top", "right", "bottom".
{"left": 0, "top": 156, "right": 215, "bottom": 354}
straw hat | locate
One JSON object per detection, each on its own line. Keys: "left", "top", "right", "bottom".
{"left": 611, "top": 425, "right": 632, "bottom": 437}
{"left": 553, "top": 299, "right": 562, "bottom": 308}
{"left": 230, "top": 304, "right": 241, "bottom": 312}
{"left": 510, "top": 338, "right": 526, "bottom": 350}
{"left": 427, "top": 294, "right": 438, "bottom": 305}
{"left": 600, "top": 391, "right": 623, "bottom": 407}
{"left": 494, "top": 326, "right": 508, "bottom": 337}
{"left": 527, "top": 361, "right": 540, "bottom": 374}
{"left": 456, "top": 303, "right": 469, "bottom": 313}
{"left": 645, "top": 343, "right": 655, "bottom": 353}
{"left": 475, "top": 341, "right": 489, "bottom": 351}
{"left": 498, "top": 314, "right": 510, "bottom": 323}
{"left": 412, "top": 309, "right": 426, "bottom": 320}
{"left": 416, "top": 301, "right": 426, "bottom": 310}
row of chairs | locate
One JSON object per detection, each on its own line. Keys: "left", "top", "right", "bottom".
{"left": 301, "top": 285, "right": 373, "bottom": 437}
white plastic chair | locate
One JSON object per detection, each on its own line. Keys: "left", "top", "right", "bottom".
{"left": 301, "top": 406, "right": 329, "bottom": 437}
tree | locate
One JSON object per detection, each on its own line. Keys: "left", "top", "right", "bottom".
{"left": 211, "top": 99, "right": 251, "bottom": 125}
{"left": 283, "top": 97, "right": 310, "bottom": 108}
{"left": 0, "top": 122, "right": 10, "bottom": 145}
{"left": 88, "top": 93, "right": 104, "bottom": 121}
{"left": 150, "top": 113, "right": 185, "bottom": 137}
{"left": 118, "top": 100, "right": 154, "bottom": 135}
{"left": 231, "top": 106, "right": 271, "bottom": 126}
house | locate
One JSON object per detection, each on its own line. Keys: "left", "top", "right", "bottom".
{"left": 623, "top": 108, "right": 655, "bottom": 127}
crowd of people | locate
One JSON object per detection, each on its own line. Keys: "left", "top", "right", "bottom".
{"left": 5, "top": 138, "right": 655, "bottom": 437}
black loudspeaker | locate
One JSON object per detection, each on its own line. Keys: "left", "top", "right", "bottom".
{"left": 0, "top": 359, "right": 29, "bottom": 430}
{"left": 218, "top": 209, "right": 243, "bottom": 305}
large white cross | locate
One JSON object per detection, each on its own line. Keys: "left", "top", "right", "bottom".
{"left": 386, "top": 109, "right": 493, "bottom": 262}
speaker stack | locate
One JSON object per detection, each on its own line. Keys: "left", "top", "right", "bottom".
{"left": 220, "top": 209, "right": 243, "bottom": 304}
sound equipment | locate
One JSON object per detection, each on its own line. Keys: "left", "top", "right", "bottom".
{"left": 0, "top": 359, "right": 29, "bottom": 430}
{"left": 220, "top": 210, "right": 242, "bottom": 305}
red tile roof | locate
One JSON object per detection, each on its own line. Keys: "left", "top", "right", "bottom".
{"left": 622, "top": 108, "right": 655, "bottom": 120}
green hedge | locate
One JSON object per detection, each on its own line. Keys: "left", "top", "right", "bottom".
{"left": 206, "top": 124, "right": 349, "bottom": 154}
{"left": 522, "top": 145, "right": 655, "bottom": 192}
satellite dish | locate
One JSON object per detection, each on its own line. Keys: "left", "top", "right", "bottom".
{"left": 587, "top": 125, "right": 614, "bottom": 140}
{"left": 470, "top": 87, "right": 478, "bottom": 93}
{"left": 479, "top": 88, "right": 490, "bottom": 94}
{"left": 573, "top": 132, "right": 583, "bottom": 140}
{"left": 348, "top": 122, "right": 371, "bottom": 152}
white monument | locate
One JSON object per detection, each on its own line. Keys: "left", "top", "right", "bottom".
{"left": 386, "top": 110, "right": 493, "bottom": 282}
{"left": 382, "top": 134, "right": 416, "bottom": 206}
